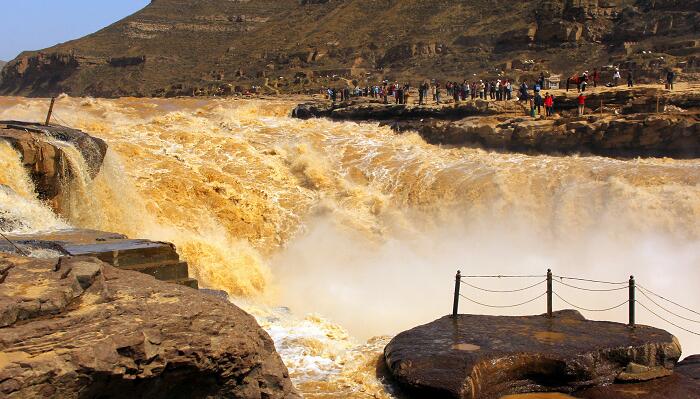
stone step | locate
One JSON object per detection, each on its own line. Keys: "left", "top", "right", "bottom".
{"left": 4, "top": 229, "right": 200, "bottom": 290}
{"left": 63, "top": 240, "right": 181, "bottom": 268}
{"left": 120, "top": 261, "right": 190, "bottom": 282}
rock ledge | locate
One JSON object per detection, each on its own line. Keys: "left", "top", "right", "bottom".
{"left": 384, "top": 310, "right": 682, "bottom": 399}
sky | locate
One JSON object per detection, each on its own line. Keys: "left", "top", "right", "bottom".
{"left": 0, "top": 1, "right": 150, "bottom": 61}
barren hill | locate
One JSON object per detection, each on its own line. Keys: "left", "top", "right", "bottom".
{"left": 1, "top": 0, "right": 698, "bottom": 97}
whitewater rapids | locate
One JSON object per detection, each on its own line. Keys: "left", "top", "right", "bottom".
{"left": 1, "top": 95, "right": 699, "bottom": 397}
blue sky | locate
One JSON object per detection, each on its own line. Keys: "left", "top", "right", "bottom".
{"left": 0, "top": 1, "right": 150, "bottom": 61}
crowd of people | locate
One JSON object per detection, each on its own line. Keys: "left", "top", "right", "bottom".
{"left": 324, "top": 68, "right": 680, "bottom": 119}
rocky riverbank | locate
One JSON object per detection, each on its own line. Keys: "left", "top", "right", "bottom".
{"left": 292, "top": 87, "right": 700, "bottom": 158}
{"left": 384, "top": 310, "right": 698, "bottom": 399}
{"left": 0, "top": 253, "right": 299, "bottom": 398}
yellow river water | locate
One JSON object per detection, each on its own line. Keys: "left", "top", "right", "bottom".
{"left": 1, "top": 95, "right": 699, "bottom": 397}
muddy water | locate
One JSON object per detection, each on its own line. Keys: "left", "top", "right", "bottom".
{"left": 1, "top": 95, "right": 699, "bottom": 397}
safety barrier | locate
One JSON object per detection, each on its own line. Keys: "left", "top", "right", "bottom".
{"left": 452, "top": 269, "right": 700, "bottom": 336}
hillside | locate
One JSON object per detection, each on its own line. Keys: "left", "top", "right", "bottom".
{"left": 0, "top": 60, "right": 6, "bottom": 69}
{"left": 1, "top": 0, "right": 699, "bottom": 97}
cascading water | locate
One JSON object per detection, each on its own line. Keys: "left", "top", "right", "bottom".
{"left": 0, "top": 140, "right": 68, "bottom": 234}
{"left": 1, "top": 95, "right": 699, "bottom": 397}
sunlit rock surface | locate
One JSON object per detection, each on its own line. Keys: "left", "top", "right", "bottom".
{"left": 0, "top": 254, "right": 299, "bottom": 398}
{"left": 384, "top": 310, "right": 682, "bottom": 399}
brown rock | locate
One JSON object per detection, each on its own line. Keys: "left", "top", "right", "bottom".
{"left": 384, "top": 310, "right": 681, "bottom": 399}
{"left": 0, "top": 254, "right": 298, "bottom": 399}
{"left": 0, "top": 121, "right": 107, "bottom": 211}
{"left": 575, "top": 372, "right": 700, "bottom": 399}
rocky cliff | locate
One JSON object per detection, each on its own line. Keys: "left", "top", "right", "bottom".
{"left": 0, "top": 253, "right": 299, "bottom": 398}
{"left": 0, "top": 121, "right": 107, "bottom": 212}
{"left": 1, "top": 0, "right": 698, "bottom": 97}
{"left": 293, "top": 87, "right": 700, "bottom": 158}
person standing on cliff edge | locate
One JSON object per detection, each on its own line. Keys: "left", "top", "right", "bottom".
{"left": 666, "top": 70, "right": 675, "bottom": 90}
{"left": 577, "top": 93, "right": 586, "bottom": 116}
{"left": 592, "top": 68, "right": 600, "bottom": 88}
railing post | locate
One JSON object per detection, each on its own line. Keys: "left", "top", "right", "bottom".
{"left": 629, "top": 275, "right": 636, "bottom": 328}
{"left": 547, "top": 269, "right": 553, "bottom": 318}
{"left": 452, "top": 270, "right": 461, "bottom": 318}
{"left": 45, "top": 97, "right": 56, "bottom": 126}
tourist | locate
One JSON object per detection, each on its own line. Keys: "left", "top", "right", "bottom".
{"left": 489, "top": 81, "right": 496, "bottom": 100}
{"left": 577, "top": 92, "right": 586, "bottom": 116}
{"left": 613, "top": 68, "right": 621, "bottom": 86}
{"left": 506, "top": 80, "right": 513, "bottom": 100}
{"left": 592, "top": 68, "right": 600, "bottom": 88}
{"left": 544, "top": 93, "right": 554, "bottom": 117}
{"left": 627, "top": 71, "right": 634, "bottom": 88}
{"left": 519, "top": 82, "right": 529, "bottom": 101}
{"left": 667, "top": 70, "right": 675, "bottom": 90}
{"left": 534, "top": 91, "right": 543, "bottom": 115}
{"left": 418, "top": 83, "right": 425, "bottom": 105}
{"left": 435, "top": 82, "right": 441, "bottom": 104}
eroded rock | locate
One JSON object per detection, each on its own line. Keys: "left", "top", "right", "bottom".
{"left": 384, "top": 310, "right": 681, "bottom": 399}
{"left": 0, "top": 121, "right": 107, "bottom": 211}
{"left": 0, "top": 254, "right": 299, "bottom": 398}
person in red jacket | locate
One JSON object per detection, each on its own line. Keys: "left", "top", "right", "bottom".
{"left": 544, "top": 93, "right": 554, "bottom": 117}
{"left": 577, "top": 93, "right": 586, "bottom": 116}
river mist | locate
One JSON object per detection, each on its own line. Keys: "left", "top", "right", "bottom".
{"left": 1, "top": 95, "right": 699, "bottom": 397}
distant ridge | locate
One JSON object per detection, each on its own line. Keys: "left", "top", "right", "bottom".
{"left": 0, "top": 0, "right": 698, "bottom": 97}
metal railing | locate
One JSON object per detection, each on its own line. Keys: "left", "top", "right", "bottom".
{"left": 451, "top": 269, "right": 700, "bottom": 336}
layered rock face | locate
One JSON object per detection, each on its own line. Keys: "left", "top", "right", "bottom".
{"left": 384, "top": 311, "right": 686, "bottom": 399}
{"left": 390, "top": 113, "right": 700, "bottom": 158}
{"left": 293, "top": 88, "right": 700, "bottom": 158}
{"left": 0, "top": 254, "right": 299, "bottom": 398}
{"left": 0, "top": 121, "right": 107, "bottom": 211}
{"left": 576, "top": 355, "right": 700, "bottom": 398}
{"left": 0, "top": 0, "right": 698, "bottom": 97}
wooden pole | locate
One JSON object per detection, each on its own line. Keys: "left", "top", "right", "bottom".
{"left": 45, "top": 97, "right": 56, "bottom": 126}
{"left": 547, "top": 269, "right": 553, "bottom": 318}
{"left": 629, "top": 276, "right": 636, "bottom": 328}
{"left": 452, "top": 270, "right": 461, "bottom": 318}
